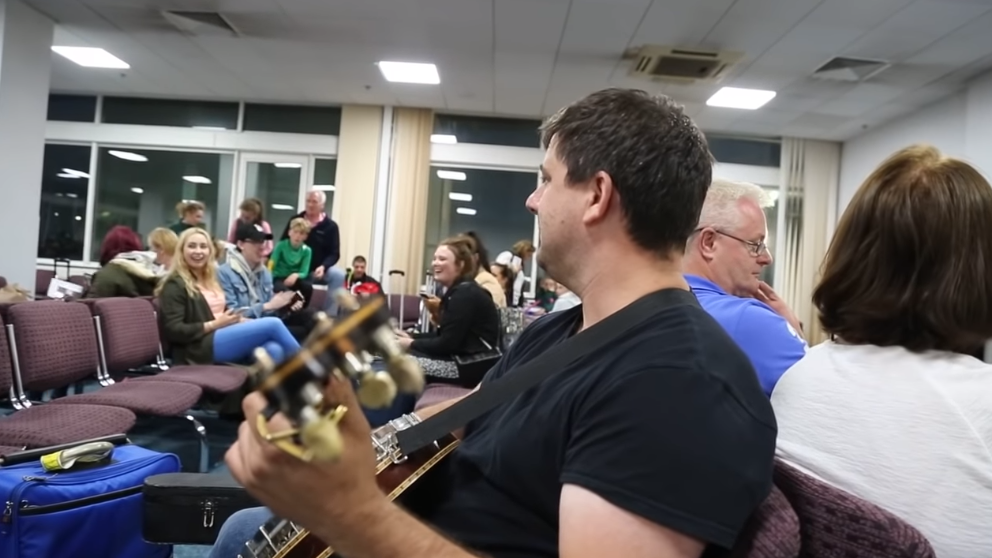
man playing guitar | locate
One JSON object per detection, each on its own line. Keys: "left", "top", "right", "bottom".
{"left": 220, "top": 88, "right": 777, "bottom": 558}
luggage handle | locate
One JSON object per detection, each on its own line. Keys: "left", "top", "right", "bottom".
{"left": 0, "top": 434, "right": 130, "bottom": 467}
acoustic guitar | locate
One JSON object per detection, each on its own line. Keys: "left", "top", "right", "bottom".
{"left": 237, "top": 290, "right": 442, "bottom": 558}
{"left": 238, "top": 415, "right": 458, "bottom": 558}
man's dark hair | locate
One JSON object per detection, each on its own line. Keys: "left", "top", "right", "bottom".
{"left": 540, "top": 88, "right": 713, "bottom": 256}
{"left": 352, "top": 256, "right": 367, "bottom": 265}
{"left": 815, "top": 144, "right": 992, "bottom": 355}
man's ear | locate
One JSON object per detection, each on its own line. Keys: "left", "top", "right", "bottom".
{"left": 696, "top": 228, "right": 719, "bottom": 261}
{"left": 582, "top": 171, "right": 615, "bottom": 225}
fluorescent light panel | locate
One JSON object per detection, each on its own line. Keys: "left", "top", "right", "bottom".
{"left": 437, "top": 170, "right": 466, "bottom": 181}
{"left": 706, "top": 87, "right": 776, "bottom": 110}
{"left": 192, "top": 126, "right": 228, "bottom": 131}
{"left": 456, "top": 207, "right": 477, "bottom": 216}
{"left": 377, "top": 61, "right": 440, "bottom": 84}
{"left": 274, "top": 163, "right": 302, "bottom": 169}
{"left": 183, "top": 176, "right": 212, "bottom": 184}
{"left": 313, "top": 184, "right": 336, "bottom": 191}
{"left": 130, "top": 187, "right": 144, "bottom": 194}
{"left": 60, "top": 168, "right": 90, "bottom": 179}
{"left": 430, "top": 134, "right": 457, "bottom": 144}
{"left": 52, "top": 46, "right": 129, "bottom": 69}
{"left": 108, "top": 150, "right": 148, "bottom": 162}
{"left": 448, "top": 192, "right": 472, "bottom": 202}
{"left": 271, "top": 204, "right": 296, "bottom": 210}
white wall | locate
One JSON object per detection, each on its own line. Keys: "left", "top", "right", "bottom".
{"left": 838, "top": 70, "right": 992, "bottom": 217}
{"left": 0, "top": 0, "right": 53, "bottom": 291}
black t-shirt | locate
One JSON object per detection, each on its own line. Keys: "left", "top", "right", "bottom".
{"left": 413, "top": 299, "right": 777, "bottom": 557}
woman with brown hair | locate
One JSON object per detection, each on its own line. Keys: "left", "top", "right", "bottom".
{"left": 495, "top": 239, "right": 535, "bottom": 306}
{"left": 771, "top": 145, "right": 992, "bottom": 557}
{"left": 227, "top": 197, "right": 273, "bottom": 258}
{"left": 395, "top": 236, "right": 501, "bottom": 388}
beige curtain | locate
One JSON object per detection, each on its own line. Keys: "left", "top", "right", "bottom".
{"left": 332, "top": 105, "right": 384, "bottom": 269}
{"left": 776, "top": 137, "right": 840, "bottom": 345}
{"left": 385, "top": 108, "right": 434, "bottom": 294}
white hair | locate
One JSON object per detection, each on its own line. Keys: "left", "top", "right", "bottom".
{"left": 695, "top": 179, "right": 773, "bottom": 232}
{"left": 307, "top": 189, "right": 327, "bottom": 205}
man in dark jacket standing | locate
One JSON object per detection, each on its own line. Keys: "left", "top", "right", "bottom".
{"left": 280, "top": 189, "right": 346, "bottom": 315}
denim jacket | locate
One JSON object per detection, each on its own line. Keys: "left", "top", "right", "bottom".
{"left": 216, "top": 253, "right": 274, "bottom": 319}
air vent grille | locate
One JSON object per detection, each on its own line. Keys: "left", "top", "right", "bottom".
{"left": 812, "top": 57, "right": 889, "bottom": 82}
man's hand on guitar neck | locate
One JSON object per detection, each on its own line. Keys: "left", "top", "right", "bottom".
{"left": 226, "top": 380, "right": 481, "bottom": 558}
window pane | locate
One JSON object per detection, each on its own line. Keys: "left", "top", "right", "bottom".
{"left": 38, "top": 144, "right": 91, "bottom": 260}
{"left": 243, "top": 103, "right": 341, "bottom": 135}
{"left": 707, "top": 135, "right": 781, "bottom": 167}
{"left": 245, "top": 162, "right": 302, "bottom": 238}
{"left": 760, "top": 186, "right": 780, "bottom": 287}
{"left": 90, "top": 148, "right": 235, "bottom": 261}
{"left": 433, "top": 114, "right": 542, "bottom": 148}
{"left": 47, "top": 94, "right": 97, "bottom": 122}
{"left": 424, "top": 166, "right": 535, "bottom": 276}
{"left": 101, "top": 97, "right": 239, "bottom": 129}
{"left": 313, "top": 158, "right": 337, "bottom": 214}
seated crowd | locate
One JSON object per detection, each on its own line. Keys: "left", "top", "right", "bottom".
{"left": 4, "top": 88, "right": 988, "bottom": 558}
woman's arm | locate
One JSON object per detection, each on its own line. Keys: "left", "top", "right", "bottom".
{"left": 409, "top": 285, "right": 477, "bottom": 356}
{"left": 158, "top": 279, "right": 209, "bottom": 343}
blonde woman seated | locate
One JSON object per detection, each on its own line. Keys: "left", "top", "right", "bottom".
{"left": 395, "top": 237, "right": 500, "bottom": 389}
{"left": 156, "top": 228, "right": 300, "bottom": 366}
{"left": 771, "top": 145, "right": 992, "bottom": 557}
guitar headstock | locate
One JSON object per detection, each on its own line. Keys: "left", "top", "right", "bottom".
{"left": 249, "top": 289, "right": 424, "bottom": 462}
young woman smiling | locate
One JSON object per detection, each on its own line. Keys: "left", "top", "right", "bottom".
{"left": 156, "top": 228, "right": 300, "bottom": 366}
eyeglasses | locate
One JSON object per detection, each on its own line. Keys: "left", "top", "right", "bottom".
{"left": 695, "top": 228, "right": 768, "bottom": 257}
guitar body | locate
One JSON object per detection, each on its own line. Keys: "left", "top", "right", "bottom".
{"left": 239, "top": 433, "right": 459, "bottom": 558}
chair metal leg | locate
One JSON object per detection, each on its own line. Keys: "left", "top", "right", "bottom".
{"left": 185, "top": 414, "right": 210, "bottom": 472}
{"left": 92, "top": 316, "right": 115, "bottom": 386}
{"left": 7, "top": 326, "right": 31, "bottom": 409}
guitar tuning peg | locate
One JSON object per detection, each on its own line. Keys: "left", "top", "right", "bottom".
{"left": 355, "top": 370, "right": 397, "bottom": 409}
{"left": 298, "top": 406, "right": 346, "bottom": 462}
{"left": 387, "top": 354, "right": 425, "bottom": 394}
{"left": 253, "top": 347, "right": 276, "bottom": 372}
{"left": 334, "top": 289, "right": 360, "bottom": 311}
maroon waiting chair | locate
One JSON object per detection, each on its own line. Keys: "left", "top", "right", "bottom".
{"left": 0, "top": 310, "right": 137, "bottom": 450}
{"left": 729, "top": 485, "right": 801, "bottom": 558}
{"left": 4, "top": 301, "right": 212, "bottom": 470}
{"left": 774, "top": 461, "right": 936, "bottom": 558}
{"left": 90, "top": 297, "right": 247, "bottom": 393}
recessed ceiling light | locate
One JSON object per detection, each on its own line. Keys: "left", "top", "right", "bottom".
{"left": 448, "top": 192, "right": 472, "bottom": 202}
{"left": 377, "top": 61, "right": 440, "bottom": 84}
{"left": 706, "top": 87, "right": 776, "bottom": 110}
{"left": 456, "top": 207, "right": 477, "bottom": 216}
{"left": 430, "top": 134, "right": 457, "bottom": 144}
{"left": 56, "top": 172, "right": 80, "bottom": 179}
{"left": 130, "top": 187, "right": 144, "bottom": 194}
{"left": 51, "top": 46, "right": 129, "bottom": 69}
{"left": 60, "top": 168, "right": 90, "bottom": 179}
{"left": 313, "top": 184, "right": 336, "bottom": 191}
{"left": 271, "top": 204, "right": 296, "bottom": 211}
{"left": 75, "top": 216, "right": 82, "bottom": 221}
{"left": 182, "top": 175, "right": 212, "bottom": 184}
{"left": 108, "top": 150, "right": 148, "bottom": 162}
{"left": 192, "top": 126, "right": 227, "bottom": 131}
{"left": 437, "top": 170, "right": 466, "bottom": 181}
{"left": 66, "top": 193, "right": 78, "bottom": 199}
{"left": 274, "top": 163, "right": 302, "bottom": 169}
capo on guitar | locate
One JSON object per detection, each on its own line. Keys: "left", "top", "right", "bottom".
{"left": 250, "top": 289, "right": 426, "bottom": 462}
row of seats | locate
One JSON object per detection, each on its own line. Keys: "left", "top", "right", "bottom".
{"left": 0, "top": 298, "right": 247, "bottom": 471}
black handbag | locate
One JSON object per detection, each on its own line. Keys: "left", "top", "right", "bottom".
{"left": 142, "top": 471, "right": 260, "bottom": 545}
{"left": 452, "top": 337, "right": 502, "bottom": 386}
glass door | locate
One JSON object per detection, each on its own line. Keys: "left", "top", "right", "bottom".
{"left": 235, "top": 153, "right": 310, "bottom": 240}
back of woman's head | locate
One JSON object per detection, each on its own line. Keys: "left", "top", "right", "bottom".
{"left": 462, "top": 231, "right": 492, "bottom": 270}
{"left": 147, "top": 227, "right": 178, "bottom": 256}
{"left": 176, "top": 200, "right": 205, "bottom": 219}
{"left": 440, "top": 236, "right": 479, "bottom": 281}
{"left": 815, "top": 144, "right": 992, "bottom": 354}
{"left": 239, "top": 198, "right": 264, "bottom": 223}
{"left": 99, "top": 225, "right": 144, "bottom": 266}
{"left": 512, "top": 239, "right": 535, "bottom": 257}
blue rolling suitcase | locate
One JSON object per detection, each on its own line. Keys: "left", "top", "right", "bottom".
{"left": 0, "top": 443, "right": 180, "bottom": 558}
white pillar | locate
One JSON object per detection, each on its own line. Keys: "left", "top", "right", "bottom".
{"left": 0, "top": 0, "right": 53, "bottom": 292}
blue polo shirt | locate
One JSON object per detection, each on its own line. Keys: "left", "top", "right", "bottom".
{"left": 686, "top": 274, "right": 806, "bottom": 396}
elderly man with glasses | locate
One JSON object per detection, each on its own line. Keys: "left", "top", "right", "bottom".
{"left": 683, "top": 179, "right": 806, "bottom": 396}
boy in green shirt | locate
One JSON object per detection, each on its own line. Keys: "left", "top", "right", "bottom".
{"left": 269, "top": 217, "right": 314, "bottom": 305}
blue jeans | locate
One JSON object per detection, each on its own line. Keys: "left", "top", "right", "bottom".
{"left": 208, "top": 506, "right": 273, "bottom": 558}
{"left": 213, "top": 317, "right": 300, "bottom": 365}
{"left": 315, "top": 266, "right": 347, "bottom": 315}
